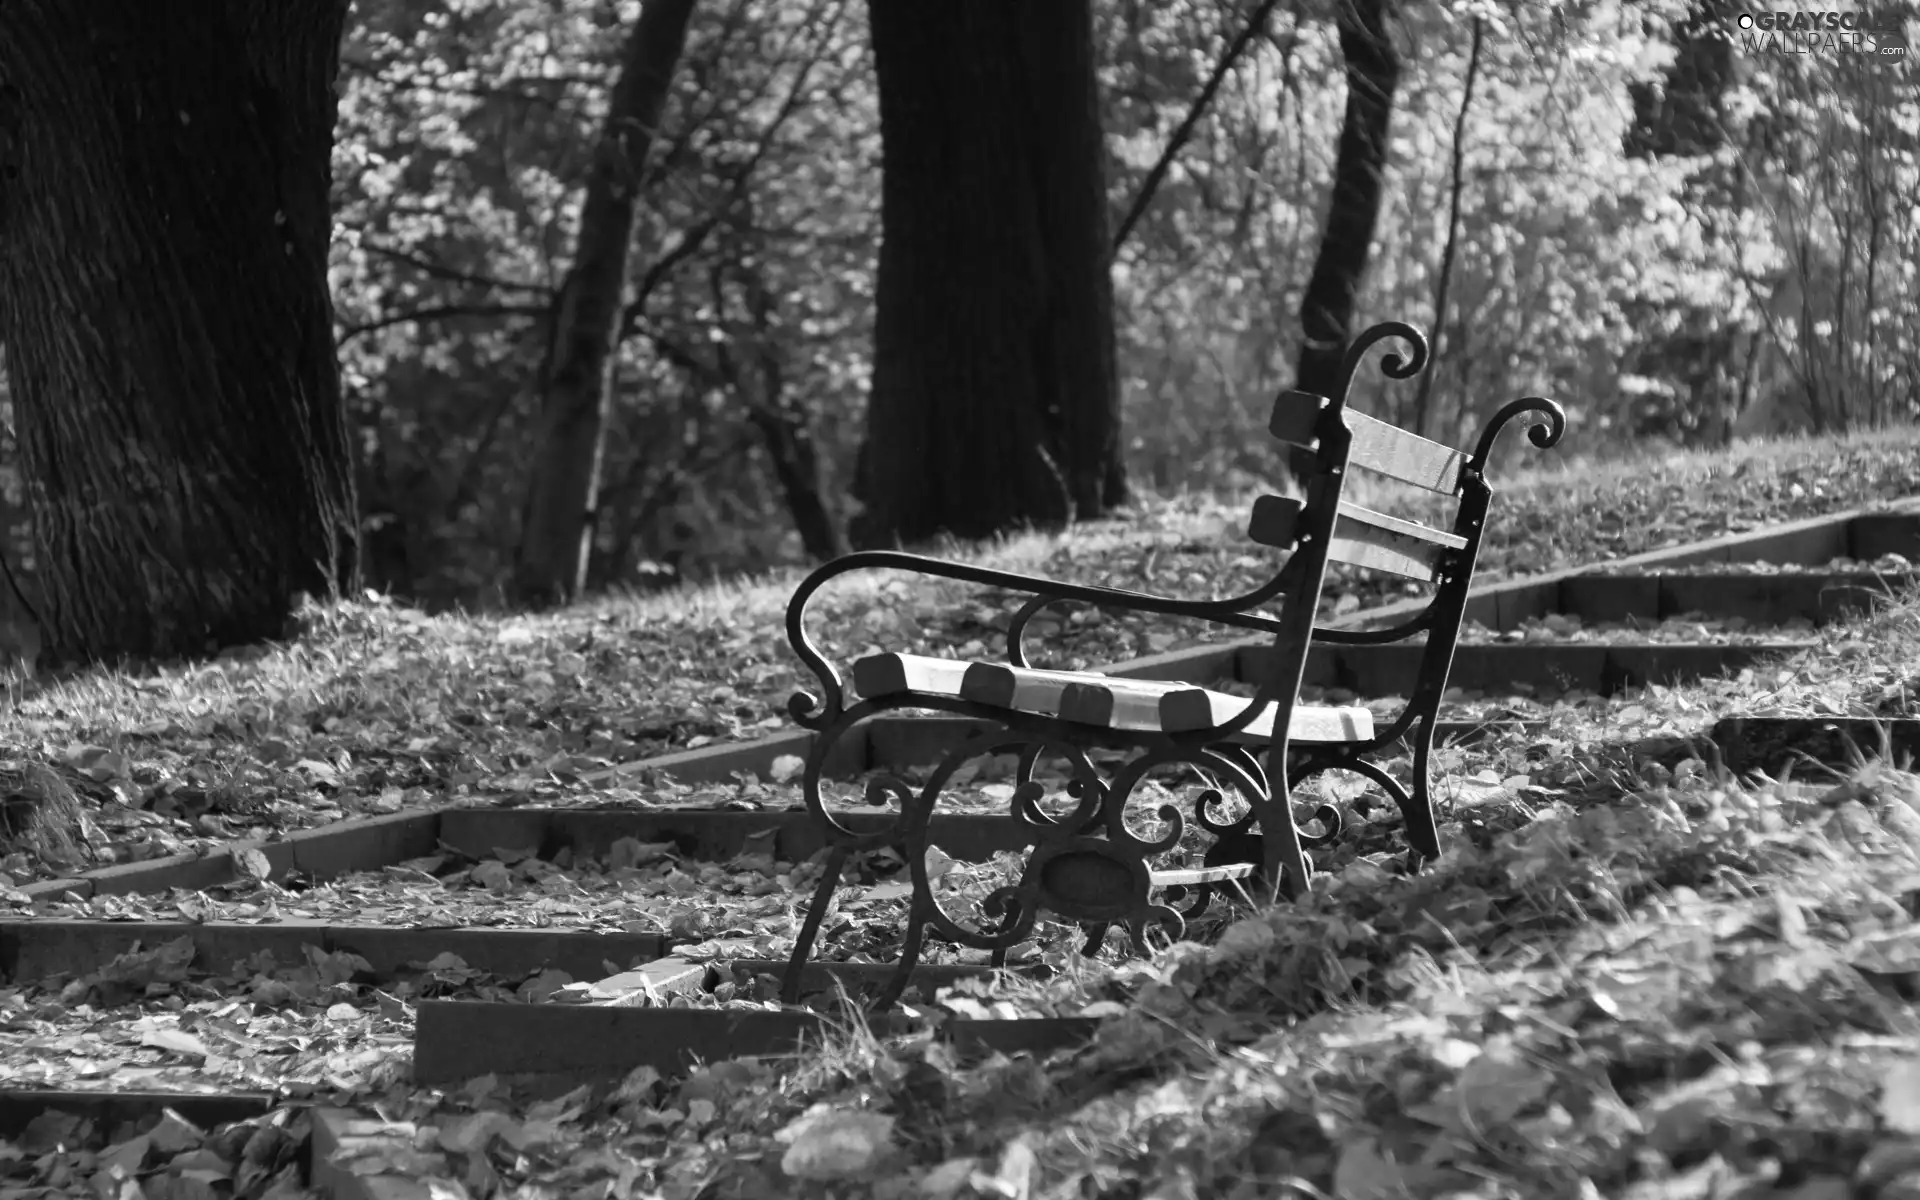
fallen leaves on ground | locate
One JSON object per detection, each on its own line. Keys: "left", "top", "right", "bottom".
{"left": 1584, "top": 551, "right": 1915, "bottom": 576}
{"left": 0, "top": 433, "right": 1914, "bottom": 887}
{"left": 0, "top": 1104, "right": 310, "bottom": 1200}
{"left": 117, "top": 751, "right": 1920, "bottom": 1200}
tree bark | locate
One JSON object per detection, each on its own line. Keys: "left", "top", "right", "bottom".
{"left": 854, "top": 0, "right": 1125, "bottom": 549}
{"left": 511, "top": 0, "right": 698, "bottom": 608}
{"left": 0, "top": 0, "right": 360, "bottom": 664}
{"left": 1292, "top": 0, "right": 1400, "bottom": 473}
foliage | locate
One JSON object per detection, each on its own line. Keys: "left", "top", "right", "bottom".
{"left": 1, "top": 0, "right": 1908, "bottom": 608}
{"left": 315, "top": 0, "right": 1920, "bottom": 607}
{"left": 332, "top": 0, "right": 873, "bottom": 606}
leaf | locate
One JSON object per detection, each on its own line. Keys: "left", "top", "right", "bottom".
{"left": 65, "top": 744, "right": 131, "bottom": 782}
{"left": 295, "top": 759, "right": 340, "bottom": 785}
{"left": 437, "top": 1111, "right": 512, "bottom": 1156}
{"left": 470, "top": 861, "right": 513, "bottom": 893}
{"left": 97, "top": 1133, "right": 151, "bottom": 1176}
{"left": 175, "top": 894, "right": 218, "bottom": 923}
{"left": 140, "top": 1027, "right": 210, "bottom": 1058}
{"left": 1454, "top": 1045, "right": 1555, "bottom": 1128}
{"left": 922, "top": 846, "right": 959, "bottom": 882}
{"left": 147, "top": 1109, "right": 205, "bottom": 1155}
{"left": 232, "top": 846, "right": 273, "bottom": 882}
{"left": 769, "top": 754, "right": 805, "bottom": 783}
{"left": 1332, "top": 1138, "right": 1416, "bottom": 1200}
{"left": 776, "top": 1106, "right": 897, "bottom": 1181}
{"left": 975, "top": 1138, "right": 1038, "bottom": 1200}
{"left": 607, "top": 838, "right": 674, "bottom": 870}
{"left": 1883, "top": 1060, "right": 1920, "bottom": 1134}
{"left": 921, "top": 1158, "right": 981, "bottom": 1200}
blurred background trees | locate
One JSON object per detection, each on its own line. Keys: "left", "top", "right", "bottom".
{"left": 3, "top": 0, "right": 1914, "bottom": 620}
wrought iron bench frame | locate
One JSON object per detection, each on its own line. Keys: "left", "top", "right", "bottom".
{"left": 778, "top": 322, "right": 1565, "bottom": 1011}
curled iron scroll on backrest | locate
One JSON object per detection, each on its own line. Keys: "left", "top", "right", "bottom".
{"left": 1468, "top": 397, "right": 1567, "bottom": 477}
{"left": 1337, "top": 321, "right": 1431, "bottom": 402}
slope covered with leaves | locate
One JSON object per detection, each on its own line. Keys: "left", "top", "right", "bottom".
{"left": 0, "top": 430, "right": 1914, "bottom": 890}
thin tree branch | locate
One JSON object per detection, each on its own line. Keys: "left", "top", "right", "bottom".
{"left": 617, "top": 0, "right": 841, "bottom": 339}
{"left": 1410, "top": 15, "right": 1482, "bottom": 439}
{"left": 1111, "top": 0, "right": 1291, "bottom": 256}
{"left": 360, "top": 242, "right": 556, "bottom": 296}
{"left": 334, "top": 302, "right": 551, "bottom": 348}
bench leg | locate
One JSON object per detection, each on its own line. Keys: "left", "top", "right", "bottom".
{"left": 1402, "top": 738, "right": 1444, "bottom": 862}
{"left": 1253, "top": 794, "right": 1313, "bottom": 902}
{"left": 781, "top": 844, "right": 850, "bottom": 1007}
{"left": 1321, "top": 752, "right": 1440, "bottom": 865}
{"left": 870, "top": 898, "right": 932, "bottom": 1013}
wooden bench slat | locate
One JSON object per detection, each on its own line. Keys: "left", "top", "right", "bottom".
{"left": 852, "top": 654, "right": 1372, "bottom": 745}
{"left": 1268, "top": 391, "right": 1467, "bottom": 494}
{"left": 852, "top": 653, "right": 973, "bottom": 699}
{"left": 1345, "top": 409, "right": 1467, "bottom": 494}
{"left": 1248, "top": 496, "right": 1465, "bottom": 581}
{"left": 1157, "top": 686, "right": 1371, "bottom": 743}
{"left": 1150, "top": 864, "right": 1256, "bottom": 887}
{"left": 1325, "top": 502, "right": 1468, "bottom": 582}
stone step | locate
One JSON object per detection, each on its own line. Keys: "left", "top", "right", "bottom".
{"left": 1239, "top": 641, "right": 1808, "bottom": 697}
{"left": 0, "top": 919, "right": 663, "bottom": 988}
{"left": 1558, "top": 570, "right": 1915, "bottom": 625}
{"left": 1708, "top": 716, "right": 1920, "bottom": 777}
{"left": 410, "top": 1000, "right": 1097, "bottom": 1086}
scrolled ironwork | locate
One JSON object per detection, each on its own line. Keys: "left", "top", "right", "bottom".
{"left": 1007, "top": 593, "right": 1078, "bottom": 670}
{"left": 785, "top": 542, "right": 1317, "bottom": 737}
{"left": 1336, "top": 320, "right": 1430, "bottom": 393}
{"left": 1469, "top": 396, "right": 1567, "bottom": 475}
{"left": 901, "top": 734, "right": 1111, "bottom": 955}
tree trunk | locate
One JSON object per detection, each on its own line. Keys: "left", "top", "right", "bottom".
{"left": 1292, "top": 0, "right": 1400, "bottom": 475}
{"left": 749, "top": 401, "right": 849, "bottom": 563}
{"left": 0, "top": 0, "right": 360, "bottom": 664}
{"left": 854, "top": 0, "right": 1124, "bottom": 549}
{"left": 1624, "top": 0, "right": 1736, "bottom": 160}
{"left": 718, "top": 275, "right": 850, "bottom": 562}
{"left": 1409, "top": 16, "right": 1482, "bottom": 439}
{"left": 511, "top": 0, "right": 698, "bottom": 608}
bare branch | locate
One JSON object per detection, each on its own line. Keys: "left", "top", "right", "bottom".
{"left": 360, "top": 242, "right": 556, "bottom": 296}
{"left": 617, "top": 0, "right": 843, "bottom": 339}
{"left": 335, "top": 302, "right": 550, "bottom": 348}
{"left": 1112, "top": 0, "right": 1292, "bottom": 256}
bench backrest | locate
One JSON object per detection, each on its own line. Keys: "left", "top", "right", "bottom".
{"left": 1247, "top": 389, "right": 1471, "bottom": 582}
{"left": 1235, "top": 322, "right": 1564, "bottom": 768}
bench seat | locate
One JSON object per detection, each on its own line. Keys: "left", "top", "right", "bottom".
{"left": 852, "top": 652, "right": 1372, "bottom": 745}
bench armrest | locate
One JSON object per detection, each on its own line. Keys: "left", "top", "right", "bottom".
{"left": 785, "top": 549, "right": 1292, "bottom": 727}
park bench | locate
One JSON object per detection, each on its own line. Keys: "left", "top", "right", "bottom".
{"left": 779, "top": 321, "right": 1565, "bottom": 1010}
